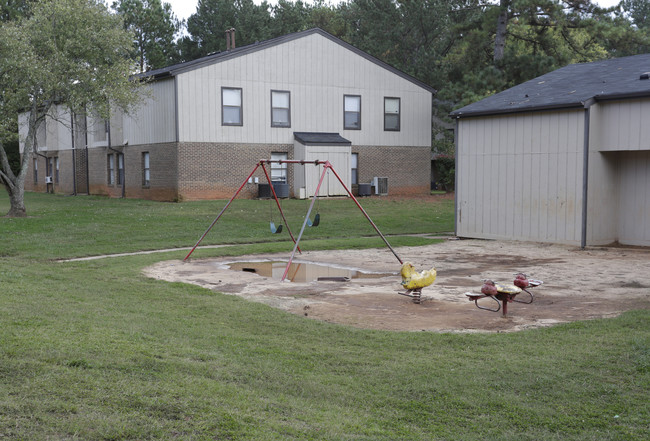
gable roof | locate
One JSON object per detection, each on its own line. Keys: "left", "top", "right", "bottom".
{"left": 140, "top": 28, "right": 435, "bottom": 94}
{"left": 450, "top": 53, "right": 650, "bottom": 118}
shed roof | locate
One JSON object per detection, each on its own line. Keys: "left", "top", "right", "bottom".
{"left": 294, "top": 132, "right": 351, "bottom": 146}
{"left": 450, "top": 53, "right": 650, "bottom": 118}
{"left": 139, "top": 28, "right": 435, "bottom": 94}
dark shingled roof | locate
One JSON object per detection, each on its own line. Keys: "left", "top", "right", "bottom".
{"left": 138, "top": 28, "right": 435, "bottom": 94}
{"left": 450, "top": 53, "right": 650, "bottom": 118}
{"left": 294, "top": 132, "right": 351, "bottom": 146}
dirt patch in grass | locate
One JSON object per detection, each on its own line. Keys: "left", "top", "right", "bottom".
{"left": 144, "top": 239, "right": 650, "bottom": 332}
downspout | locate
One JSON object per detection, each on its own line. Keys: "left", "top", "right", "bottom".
{"left": 454, "top": 118, "right": 459, "bottom": 237}
{"left": 581, "top": 98, "right": 595, "bottom": 249}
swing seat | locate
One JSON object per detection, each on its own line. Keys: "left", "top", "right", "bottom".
{"left": 307, "top": 213, "right": 320, "bottom": 227}
{"left": 270, "top": 222, "right": 283, "bottom": 234}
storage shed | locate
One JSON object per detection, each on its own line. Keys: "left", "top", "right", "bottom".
{"left": 450, "top": 53, "right": 650, "bottom": 247}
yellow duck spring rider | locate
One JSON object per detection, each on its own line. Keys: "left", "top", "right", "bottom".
{"left": 398, "top": 262, "right": 437, "bottom": 304}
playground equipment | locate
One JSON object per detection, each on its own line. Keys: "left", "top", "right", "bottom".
{"left": 465, "top": 275, "right": 543, "bottom": 316}
{"left": 184, "top": 159, "right": 403, "bottom": 281}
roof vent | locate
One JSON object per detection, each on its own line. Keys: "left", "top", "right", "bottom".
{"left": 640, "top": 72, "right": 650, "bottom": 80}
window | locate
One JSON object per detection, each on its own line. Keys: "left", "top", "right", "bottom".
{"left": 351, "top": 153, "right": 359, "bottom": 185}
{"left": 222, "top": 87, "right": 242, "bottom": 126}
{"left": 271, "top": 90, "right": 290, "bottom": 127}
{"left": 384, "top": 97, "right": 400, "bottom": 131}
{"left": 107, "top": 154, "right": 115, "bottom": 185}
{"left": 54, "top": 157, "right": 59, "bottom": 184}
{"left": 47, "top": 157, "right": 53, "bottom": 182}
{"left": 33, "top": 158, "right": 38, "bottom": 184}
{"left": 344, "top": 95, "right": 361, "bottom": 130}
{"left": 117, "top": 153, "right": 124, "bottom": 186}
{"left": 94, "top": 117, "right": 108, "bottom": 142}
{"left": 142, "top": 152, "right": 150, "bottom": 187}
{"left": 271, "top": 152, "right": 288, "bottom": 183}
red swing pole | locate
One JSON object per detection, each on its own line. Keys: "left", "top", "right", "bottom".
{"left": 327, "top": 162, "right": 403, "bottom": 265}
{"left": 260, "top": 161, "right": 301, "bottom": 253}
{"left": 184, "top": 163, "right": 261, "bottom": 261}
{"left": 281, "top": 160, "right": 329, "bottom": 281}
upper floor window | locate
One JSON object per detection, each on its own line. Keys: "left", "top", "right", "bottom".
{"left": 94, "top": 117, "right": 108, "bottom": 143}
{"left": 344, "top": 95, "right": 361, "bottom": 130}
{"left": 384, "top": 97, "right": 400, "bottom": 131}
{"left": 271, "top": 90, "right": 290, "bottom": 127}
{"left": 222, "top": 87, "right": 242, "bottom": 126}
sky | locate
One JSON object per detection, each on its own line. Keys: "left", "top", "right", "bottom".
{"left": 165, "top": 0, "right": 623, "bottom": 21}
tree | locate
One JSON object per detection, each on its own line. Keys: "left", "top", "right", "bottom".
{"left": 112, "top": 0, "right": 181, "bottom": 72}
{"left": 178, "top": 0, "right": 273, "bottom": 62}
{"left": 0, "top": 0, "right": 34, "bottom": 21}
{"left": 0, "top": 0, "right": 143, "bottom": 217}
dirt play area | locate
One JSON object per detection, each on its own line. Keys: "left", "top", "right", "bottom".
{"left": 144, "top": 239, "right": 650, "bottom": 332}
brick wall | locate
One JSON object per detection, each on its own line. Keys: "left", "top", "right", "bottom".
{"left": 87, "top": 143, "right": 179, "bottom": 201}
{"left": 353, "top": 145, "right": 431, "bottom": 196}
{"left": 178, "top": 142, "right": 293, "bottom": 200}
{"left": 22, "top": 142, "right": 431, "bottom": 201}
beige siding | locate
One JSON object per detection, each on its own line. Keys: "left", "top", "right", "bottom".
{"left": 618, "top": 151, "right": 650, "bottom": 246}
{"left": 123, "top": 78, "right": 176, "bottom": 146}
{"left": 176, "top": 33, "right": 431, "bottom": 147}
{"left": 293, "top": 143, "right": 351, "bottom": 197}
{"left": 457, "top": 111, "right": 584, "bottom": 244}
{"left": 594, "top": 98, "right": 650, "bottom": 151}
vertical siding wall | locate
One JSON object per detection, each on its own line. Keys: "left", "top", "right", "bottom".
{"left": 617, "top": 151, "right": 650, "bottom": 246}
{"left": 175, "top": 33, "right": 431, "bottom": 148}
{"left": 456, "top": 110, "right": 584, "bottom": 244}
{"left": 123, "top": 78, "right": 177, "bottom": 146}
{"left": 594, "top": 98, "right": 650, "bottom": 151}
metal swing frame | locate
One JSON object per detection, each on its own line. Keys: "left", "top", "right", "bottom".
{"left": 184, "top": 159, "right": 402, "bottom": 281}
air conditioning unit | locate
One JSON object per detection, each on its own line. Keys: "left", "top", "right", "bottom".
{"left": 372, "top": 177, "right": 388, "bottom": 195}
{"left": 45, "top": 176, "right": 53, "bottom": 184}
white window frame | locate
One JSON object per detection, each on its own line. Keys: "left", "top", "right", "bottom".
{"left": 271, "top": 152, "right": 288, "bottom": 183}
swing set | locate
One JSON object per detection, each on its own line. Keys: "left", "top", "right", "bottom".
{"left": 184, "top": 159, "right": 402, "bottom": 281}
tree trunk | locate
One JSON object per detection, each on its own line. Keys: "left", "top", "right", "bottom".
{"left": 4, "top": 183, "right": 26, "bottom": 217}
{"left": 494, "top": 0, "right": 509, "bottom": 63}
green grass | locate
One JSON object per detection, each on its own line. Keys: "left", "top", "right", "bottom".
{"left": 1, "top": 192, "right": 648, "bottom": 440}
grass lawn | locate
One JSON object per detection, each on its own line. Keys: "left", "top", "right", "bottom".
{"left": 1, "top": 192, "right": 648, "bottom": 440}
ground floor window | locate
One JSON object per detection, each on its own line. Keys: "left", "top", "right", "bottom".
{"left": 271, "top": 152, "right": 288, "bottom": 183}
{"left": 107, "top": 154, "right": 115, "bottom": 185}
{"left": 47, "top": 157, "right": 53, "bottom": 183}
{"left": 54, "top": 157, "right": 59, "bottom": 184}
{"left": 142, "top": 152, "right": 150, "bottom": 187}
{"left": 117, "top": 153, "right": 124, "bottom": 186}
{"left": 33, "top": 158, "right": 38, "bottom": 184}
{"left": 351, "top": 153, "right": 358, "bottom": 185}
